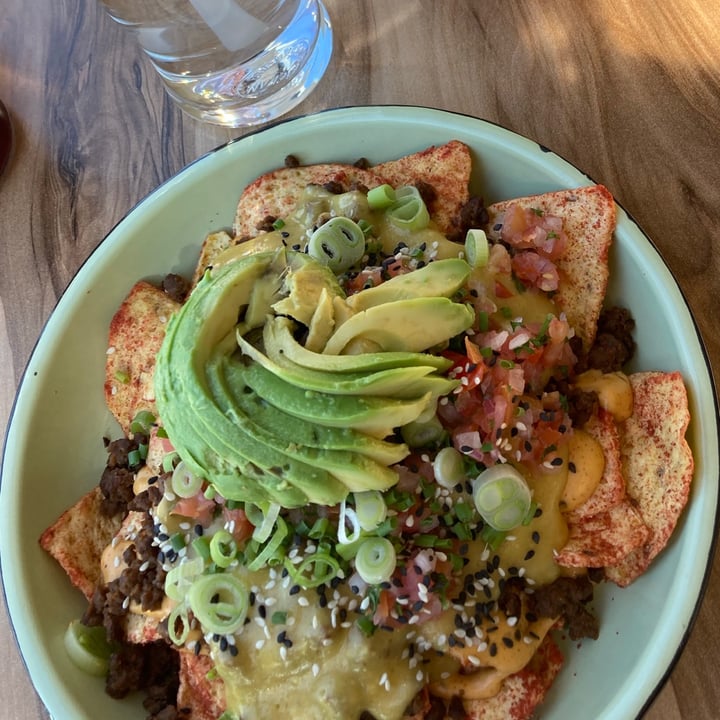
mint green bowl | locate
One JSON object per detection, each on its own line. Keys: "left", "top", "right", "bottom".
{"left": 2, "top": 106, "right": 718, "bottom": 719}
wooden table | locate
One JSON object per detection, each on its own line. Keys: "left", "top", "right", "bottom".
{"left": 1, "top": 1, "right": 719, "bottom": 718}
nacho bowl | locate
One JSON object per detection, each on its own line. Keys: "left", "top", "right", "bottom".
{"left": 1, "top": 106, "right": 718, "bottom": 719}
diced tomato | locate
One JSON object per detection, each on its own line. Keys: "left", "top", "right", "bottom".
{"left": 222, "top": 506, "right": 254, "bottom": 543}
{"left": 171, "top": 492, "right": 217, "bottom": 527}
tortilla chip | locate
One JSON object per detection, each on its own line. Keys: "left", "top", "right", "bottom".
{"left": 372, "top": 140, "right": 472, "bottom": 236}
{"left": 191, "top": 230, "right": 234, "bottom": 287}
{"left": 605, "top": 371, "right": 694, "bottom": 586}
{"left": 487, "top": 185, "right": 616, "bottom": 349}
{"left": 233, "top": 163, "right": 384, "bottom": 238}
{"left": 39, "top": 487, "right": 122, "bottom": 601}
{"left": 554, "top": 498, "right": 650, "bottom": 568}
{"left": 104, "top": 281, "right": 180, "bottom": 435}
{"left": 567, "top": 408, "right": 627, "bottom": 521}
{"left": 465, "top": 634, "right": 564, "bottom": 720}
{"left": 177, "top": 651, "right": 226, "bottom": 720}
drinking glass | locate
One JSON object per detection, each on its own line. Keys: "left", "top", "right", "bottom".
{"left": 98, "top": 0, "right": 333, "bottom": 127}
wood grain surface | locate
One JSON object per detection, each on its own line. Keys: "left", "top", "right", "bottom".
{"left": 1, "top": 1, "right": 719, "bottom": 718}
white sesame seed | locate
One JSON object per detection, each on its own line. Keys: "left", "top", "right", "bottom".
{"left": 322, "top": 638, "right": 333, "bottom": 647}
{"left": 255, "top": 639, "right": 265, "bottom": 650}
{"left": 416, "top": 670, "right": 424, "bottom": 683}
{"left": 312, "top": 663, "right": 320, "bottom": 677}
{"left": 298, "top": 597, "right": 310, "bottom": 607}
{"left": 507, "top": 616, "right": 518, "bottom": 627}
{"left": 379, "top": 672, "right": 388, "bottom": 686}
{"left": 280, "top": 646, "right": 288, "bottom": 661}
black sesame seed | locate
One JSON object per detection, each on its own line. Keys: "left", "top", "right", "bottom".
{"left": 551, "top": 456, "right": 564, "bottom": 467}
{"left": 220, "top": 636, "right": 229, "bottom": 652}
{"left": 258, "top": 605, "right": 267, "bottom": 619}
{"left": 502, "top": 636, "right": 514, "bottom": 648}
{"left": 524, "top": 549, "right": 536, "bottom": 561}
{"left": 489, "top": 642, "right": 498, "bottom": 657}
{"left": 568, "top": 461, "right": 577, "bottom": 473}
{"left": 531, "top": 531, "right": 541, "bottom": 544}
{"left": 194, "top": 524, "right": 204, "bottom": 536}
{"left": 289, "top": 584, "right": 301, "bottom": 596}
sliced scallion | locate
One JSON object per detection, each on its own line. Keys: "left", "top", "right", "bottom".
{"left": 284, "top": 550, "right": 340, "bottom": 589}
{"left": 307, "top": 216, "right": 366, "bottom": 272}
{"left": 210, "top": 530, "right": 238, "bottom": 568}
{"left": 167, "top": 603, "right": 191, "bottom": 645}
{"left": 165, "top": 557, "right": 204, "bottom": 602}
{"left": 464, "top": 229, "right": 490, "bottom": 268}
{"left": 63, "top": 620, "right": 113, "bottom": 677}
{"left": 354, "top": 491, "right": 387, "bottom": 532}
{"left": 433, "top": 446, "right": 465, "bottom": 489}
{"left": 385, "top": 186, "right": 430, "bottom": 232}
{"left": 171, "top": 461, "right": 203, "bottom": 498}
{"left": 130, "top": 409, "right": 156, "bottom": 435}
{"left": 472, "top": 464, "right": 532, "bottom": 531}
{"left": 187, "top": 572, "right": 249, "bottom": 636}
{"left": 250, "top": 502, "right": 281, "bottom": 543}
{"left": 162, "top": 451, "right": 179, "bottom": 473}
{"left": 354, "top": 537, "right": 396, "bottom": 585}
{"left": 367, "top": 183, "right": 397, "bottom": 210}
{"left": 246, "top": 517, "right": 288, "bottom": 571}
{"left": 337, "top": 499, "right": 361, "bottom": 545}
{"left": 401, "top": 414, "right": 446, "bottom": 448}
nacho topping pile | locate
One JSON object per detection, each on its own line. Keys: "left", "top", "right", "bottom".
{"left": 40, "top": 141, "right": 694, "bottom": 720}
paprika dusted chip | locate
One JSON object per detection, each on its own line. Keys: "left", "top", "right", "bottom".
{"left": 605, "top": 371, "right": 694, "bottom": 587}
{"left": 372, "top": 139, "right": 472, "bottom": 235}
{"left": 104, "top": 281, "right": 180, "bottom": 435}
{"left": 554, "top": 498, "right": 650, "bottom": 568}
{"left": 465, "top": 634, "right": 565, "bottom": 720}
{"left": 233, "top": 162, "right": 384, "bottom": 238}
{"left": 39, "top": 487, "right": 122, "bottom": 601}
{"left": 487, "top": 185, "right": 615, "bottom": 349}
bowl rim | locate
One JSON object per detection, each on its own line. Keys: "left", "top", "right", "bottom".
{"left": 1, "top": 104, "right": 718, "bottom": 719}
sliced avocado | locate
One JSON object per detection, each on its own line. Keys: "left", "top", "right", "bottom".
{"left": 237, "top": 330, "right": 453, "bottom": 399}
{"left": 322, "top": 297, "right": 475, "bottom": 355}
{"left": 234, "top": 359, "right": 436, "bottom": 439}
{"left": 208, "top": 351, "right": 408, "bottom": 465}
{"left": 346, "top": 258, "right": 472, "bottom": 311}
{"left": 265, "top": 316, "right": 452, "bottom": 374}
{"left": 271, "top": 254, "right": 344, "bottom": 327}
{"left": 204, "top": 350, "right": 403, "bottom": 492}
{"left": 304, "top": 287, "right": 336, "bottom": 353}
{"left": 155, "top": 254, "right": 350, "bottom": 507}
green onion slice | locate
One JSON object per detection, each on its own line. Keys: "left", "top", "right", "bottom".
{"left": 188, "top": 573, "right": 249, "bottom": 636}
{"left": 386, "top": 186, "right": 430, "bottom": 232}
{"left": 401, "top": 414, "right": 446, "bottom": 448}
{"left": 162, "top": 451, "right": 179, "bottom": 473}
{"left": 246, "top": 517, "right": 289, "bottom": 571}
{"left": 250, "top": 502, "right": 281, "bottom": 543}
{"left": 307, "top": 216, "right": 366, "bottom": 272}
{"left": 367, "top": 183, "right": 397, "bottom": 210}
{"left": 464, "top": 229, "right": 490, "bottom": 268}
{"left": 130, "top": 410, "right": 156, "bottom": 435}
{"left": 354, "top": 491, "right": 387, "bottom": 532}
{"left": 165, "top": 557, "right": 205, "bottom": 602}
{"left": 167, "top": 603, "right": 191, "bottom": 646}
{"left": 433, "top": 446, "right": 466, "bottom": 489}
{"left": 171, "top": 461, "right": 203, "bottom": 498}
{"left": 63, "top": 620, "right": 113, "bottom": 677}
{"left": 354, "top": 537, "right": 396, "bottom": 585}
{"left": 337, "top": 499, "right": 361, "bottom": 545}
{"left": 284, "top": 550, "right": 341, "bottom": 589}
{"left": 472, "top": 464, "right": 532, "bottom": 531}
{"left": 210, "top": 530, "right": 238, "bottom": 568}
